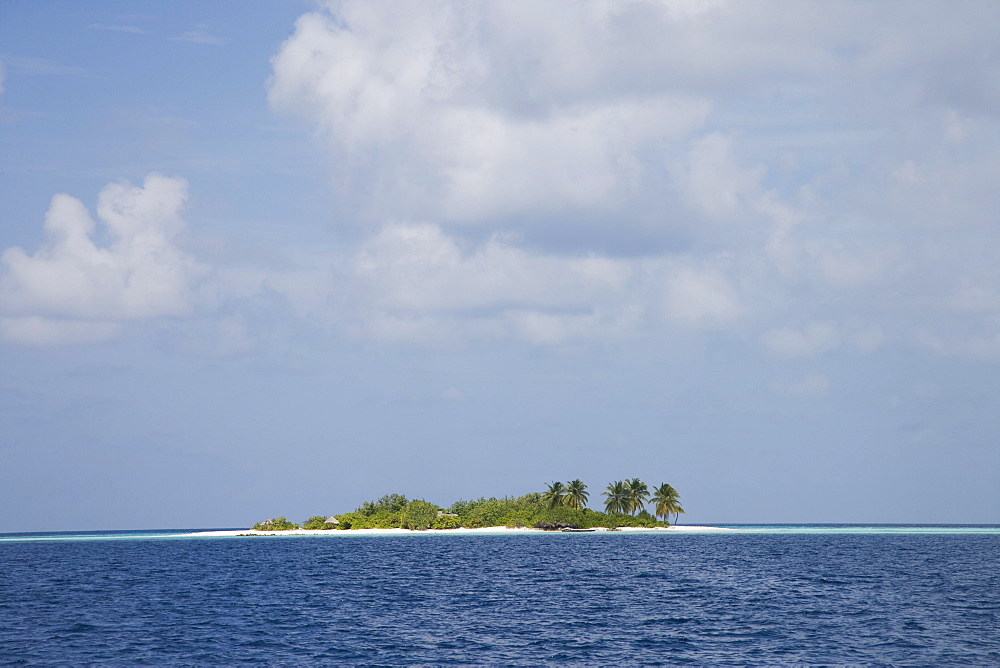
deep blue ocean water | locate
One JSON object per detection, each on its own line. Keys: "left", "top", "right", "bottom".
{"left": 1, "top": 526, "right": 998, "bottom": 665}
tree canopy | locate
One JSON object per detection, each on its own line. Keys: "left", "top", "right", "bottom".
{"left": 651, "top": 483, "right": 684, "bottom": 525}
{"left": 253, "top": 479, "right": 682, "bottom": 531}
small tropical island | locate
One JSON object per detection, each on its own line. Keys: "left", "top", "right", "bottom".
{"left": 247, "top": 479, "right": 686, "bottom": 533}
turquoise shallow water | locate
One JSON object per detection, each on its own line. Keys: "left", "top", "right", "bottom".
{"left": 1, "top": 525, "right": 998, "bottom": 663}
{"left": 2, "top": 524, "right": 999, "bottom": 542}
{"left": 0, "top": 528, "right": 238, "bottom": 543}
{"left": 718, "top": 524, "right": 1000, "bottom": 534}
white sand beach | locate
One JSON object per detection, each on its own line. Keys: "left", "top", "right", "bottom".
{"left": 181, "top": 525, "right": 738, "bottom": 538}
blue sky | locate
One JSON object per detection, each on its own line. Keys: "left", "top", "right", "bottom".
{"left": 1, "top": 1, "right": 998, "bottom": 531}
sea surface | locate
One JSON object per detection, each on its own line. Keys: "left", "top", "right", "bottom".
{"left": 1, "top": 525, "right": 998, "bottom": 665}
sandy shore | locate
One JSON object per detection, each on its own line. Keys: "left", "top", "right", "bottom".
{"left": 180, "top": 525, "right": 737, "bottom": 538}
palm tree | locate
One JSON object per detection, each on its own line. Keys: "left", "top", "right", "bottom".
{"left": 565, "top": 479, "right": 589, "bottom": 510}
{"left": 625, "top": 478, "right": 649, "bottom": 515}
{"left": 603, "top": 480, "right": 628, "bottom": 514}
{"left": 651, "top": 483, "right": 684, "bottom": 525}
{"left": 542, "top": 481, "right": 567, "bottom": 510}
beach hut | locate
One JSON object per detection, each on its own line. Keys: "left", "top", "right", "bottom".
{"left": 324, "top": 516, "right": 339, "bottom": 526}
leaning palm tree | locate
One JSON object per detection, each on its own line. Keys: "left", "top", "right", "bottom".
{"left": 542, "top": 481, "right": 567, "bottom": 510}
{"left": 651, "top": 483, "right": 684, "bottom": 525}
{"left": 625, "top": 478, "right": 649, "bottom": 515}
{"left": 564, "top": 479, "right": 589, "bottom": 510}
{"left": 603, "top": 480, "right": 628, "bottom": 515}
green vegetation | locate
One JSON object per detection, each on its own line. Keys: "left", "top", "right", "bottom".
{"left": 251, "top": 479, "right": 684, "bottom": 531}
{"left": 301, "top": 515, "right": 328, "bottom": 530}
{"left": 603, "top": 480, "right": 628, "bottom": 514}
{"left": 651, "top": 483, "right": 685, "bottom": 525}
{"left": 626, "top": 478, "right": 650, "bottom": 515}
{"left": 402, "top": 499, "right": 438, "bottom": 530}
{"left": 301, "top": 515, "right": 341, "bottom": 530}
{"left": 542, "top": 481, "right": 567, "bottom": 509}
{"left": 565, "top": 479, "right": 589, "bottom": 510}
{"left": 252, "top": 516, "right": 299, "bottom": 531}
{"left": 357, "top": 493, "right": 409, "bottom": 516}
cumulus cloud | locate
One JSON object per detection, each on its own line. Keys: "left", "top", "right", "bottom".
{"left": 258, "top": 0, "right": 1000, "bottom": 353}
{"left": 328, "top": 222, "right": 756, "bottom": 344}
{"left": 12, "top": 1, "right": 992, "bottom": 357}
{"left": 346, "top": 223, "right": 643, "bottom": 344}
{"left": 0, "top": 174, "right": 206, "bottom": 344}
{"left": 270, "top": 3, "right": 708, "bottom": 228}
{"left": 354, "top": 223, "right": 628, "bottom": 313}
{"left": 268, "top": 1, "right": 716, "bottom": 230}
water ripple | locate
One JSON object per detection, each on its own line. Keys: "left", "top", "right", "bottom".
{"left": 0, "top": 533, "right": 998, "bottom": 664}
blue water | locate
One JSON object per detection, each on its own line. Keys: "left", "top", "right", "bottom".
{"left": 1, "top": 526, "right": 998, "bottom": 664}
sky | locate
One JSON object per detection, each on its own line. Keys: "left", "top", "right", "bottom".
{"left": 1, "top": 1, "right": 998, "bottom": 532}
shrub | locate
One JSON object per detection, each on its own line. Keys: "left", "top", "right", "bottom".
{"left": 535, "top": 506, "right": 587, "bottom": 526}
{"left": 534, "top": 520, "right": 581, "bottom": 531}
{"left": 610, "top": 513, "right": 659, "bottom": 528}
{"left": 402, "top": 499, "right": 438, "bottom": 530}
{"left": 301, "top": 515, "right": 329, "bottom": 530}
{"left": 252, "top": 516, "right": 299, "bottom": 531}
{"left": 431, "top": 515, "right": 462, "bottom": 530}
{"left": 501, "top": 511, "right": 533, "bottom": 528}
{"left": 356, "top": 493, "right": 409, "bottom": 516}
{"left": 456, "top": 494, "right": 542, "bottom": 527}
{"left": 366, "top": 511, "right": 402, "bottom": 529}
{"left": 447, "top": 499, "right": 475, "bottom": 517}
{"left": 333, "top": 512, "right": 366, "bottom": 529}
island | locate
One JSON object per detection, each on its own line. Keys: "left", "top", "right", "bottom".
{"left": 243, "top": 479, "right": 691, "bottom": 533}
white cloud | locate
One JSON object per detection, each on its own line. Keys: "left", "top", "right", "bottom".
{"left": 442, "top": 387, "right": 466, "bottom": 402}
{"left": 661, "top": 262, "right": 743, "bottom": 325}
{"left": 680, "top": 133, "right": 765, "bottom": 220}
{"left": 772, "top": 372, "right": 830, "bottom": 398}
{"left": 0, "top": 174, "right": 206, "bottom": 344}
{"left": 12, "top": 1, "right": 996, "bottom": 358}
{"left": 914, "top": 322, "right": 1000, "bottom": 362}
{"left": 172, "top": 25, "right": 228, "bottom": 46}
{"left": 324, "top": 222, "right": 751, "bottom": 344}
{"left": 763, "top": 322, "right": 840, "bottom": 358}
{"left": 268, "top": 1, "right": 711, "bottom": 226}
{"left": 816, "top": 244, "right": 896, "bottom": 288}
{"left": 435, "top": 97, "right": 708, "bottom": 222}
{"left": 353, "top": 223, "right": 628, "bottom": 313}
{"left": 259, "top": 0, "right": 1000, "bottom": 355}
{"left": 346, "top": 223, "right": 643, "bottom": 344}
{"left": 762, "top": 321, "right": 886, "bottom": 358}
{"left": 0, "top": 317, "right": 120, "bottom": 346}
{"left": 89, "top": 23, "right": 148, "bottom": 35}
{"left": 850, "top": 326, "right": 886, "bottom": 354}
{"left": 6, "top": 56, "right": 90, "bottom": 78}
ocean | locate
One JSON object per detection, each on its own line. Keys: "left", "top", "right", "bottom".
{"left": 1, "top": 526, "right": 998, "bottom": 664}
